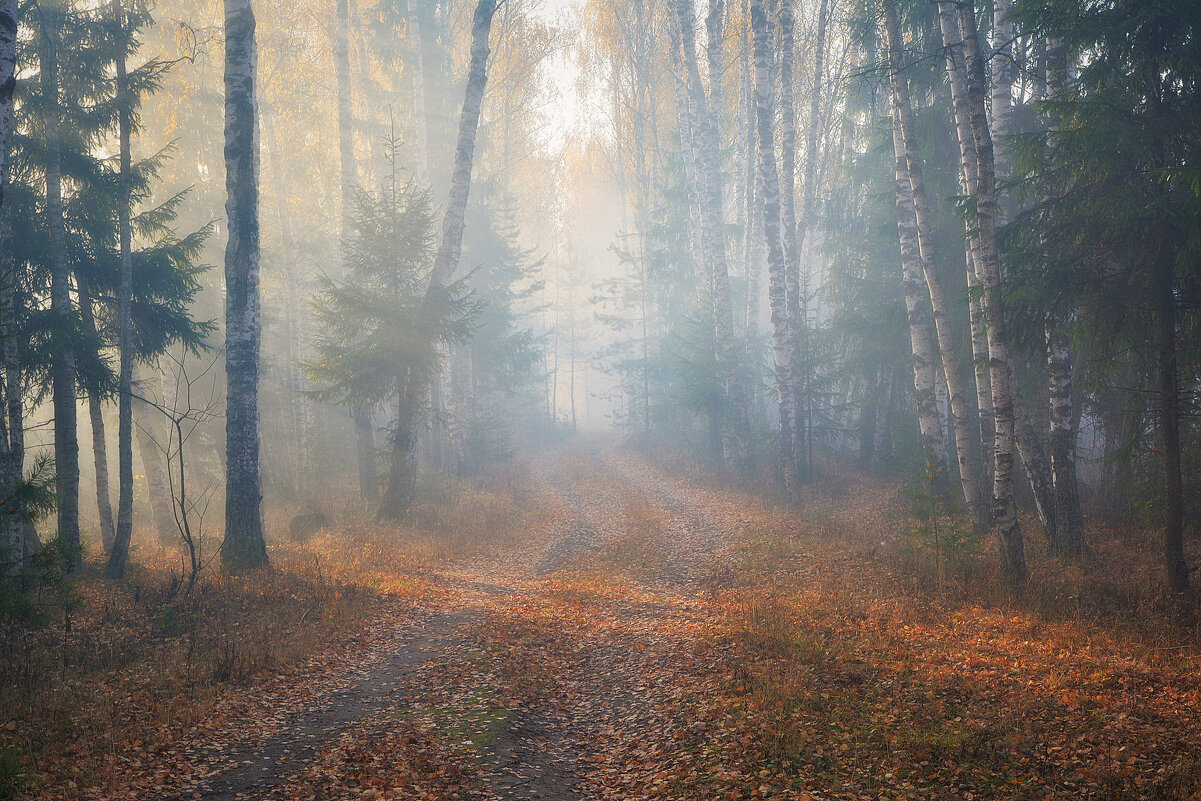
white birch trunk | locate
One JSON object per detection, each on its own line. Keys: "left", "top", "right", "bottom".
{"left": 222, "top": 0, "right": 268, "bottom": 570}
{"left": 883, "top": 1, "right": 987, "bottom": 531}
{"left": 789, "top": 0, "right": 829, "bottom": 482}
{"left": 886, "top": 103, "right": 945, "bottom": 471}
{"left": 382, "top": 0, "right": 498, "bottom": 521}
{"left": 674, "top": 0, "right": 752, "bottom": 469}
{"left": 666, "top": 15, "right": 706, "bottom": 281}
{"left": 751, "top": 0, "right": 797, "bottom": 493}
{"left": 1043, "top": 34, "right": 1084, "bottom": 554}
{"left": 942, "top": 0, "right": 1026, "bottom": 582}
{"left": 935, "top": 6, "right": 995, "bottom": 499}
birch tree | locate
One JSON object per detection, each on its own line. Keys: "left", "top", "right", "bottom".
{"left": 131, "top": 363, "right": 175, "bottom": 543}
{"left": 1043, "top": 33, "right": 1084, "bottom": 555}
{"left": 750, "top": 0, "right": 797, "bottom": 493}
{"left": 938, "top": 0, "right": 1026, "bottom": 581}
{"left": 335, "top": 0, "right": 376, "bottom": 502}
{"left": 673, "top": 0, "right": 752, "bottom": 469}
{"left": 790, "top": 0, "right": 830, "bottom": 482}
{"left": 886, "top": 103, "right": 944, "bottom": 472}
{"left": 221, "top": 0, "right": 268, "bottom": 570}
{"left": 383, "top": 0, "right": 499, "bottom": 520}
{"left": 934, "top": 7, "right": 993, "bottom": 494}
{"left": 883, "top": 0, "right": 986, "bottom": 531}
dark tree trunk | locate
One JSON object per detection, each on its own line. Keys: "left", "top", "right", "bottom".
{"left": 77, "top": 281, "right": 115, "bottom": 551}
{"left": 39, "top": 2, "right": 80, "bottom": 567}
{"left": 0, "top": 0, "right": 26, "bottom": 563}
{"left": 107, "top": 0, "right": 136, "bottom": 578}
{"left": 1156, "top": 270, "right": 1188, "bottom": 592}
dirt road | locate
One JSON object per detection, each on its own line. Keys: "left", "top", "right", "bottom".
{"left": 151, "top": 442, "right": 743, "bottom": 801}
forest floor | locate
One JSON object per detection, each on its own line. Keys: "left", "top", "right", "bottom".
{"left": 6, "top": 439, "right": 1201, "bottom": 801}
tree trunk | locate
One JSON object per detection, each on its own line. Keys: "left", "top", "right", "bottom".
{"left": 984, "top": 0, "right": 1058, "bottom": 543}
{"left": 39, "top": 2, "right": 81, "bottom": 568}
{"left": 883, "top": 1, "right": 987, "bottom": 531}
{"left": 989, "top": 0, "right": 1015, "bottom": 218}
{"left": 940, "top": 0, "right": 1026, "bottom": 583}
{"left": 378, "top": 377, "right": 422, "bottom": 522}
{"left": 1046, "top": 323, "right": 1083, "bottom": 553}
{"left": 1156, "top": 268, "right": 1188, "bottom": 592}
{"left": 885, "top": 102, "right": 945, "bottom": 477}
{"left": 384, "top": 0, "right": 498, "bottom": 519}
{"left": 77, "top": 281, "right": 115, "bottom": 551}
{"left": 130, "top": 363, "right": 175, "bottom": 543}
{"left": 778, "top": 0, "right": 803, "bottom": 477}
{"left": 750, "top": 0, "right": 797, "bottom": 494}
{"left": 408, "top": 3, "right": 430, "bottom": 187}
{"left": 0, "top": 0, "right": 16, "bottom": 217}
{"left": 741, "top": 0, "right": 762, "bottom": 340}
{"left": 333, "top": 0, "right": 376, "bottom": 503}
{"left": 1042, "top": 34, "right": 1084, "bottom": 556}
{"left": 787, "top": 0, "right": 826, "bottom": 480}
{"left": 935, "top": 9, "right": 993, "bottom": 496}
{"left": 347, "top": 0, "right": 376, "bottom": 182}
{"left": 261, "top": 109, "right": 310, "bottom": 498}
{"left": 107, "top": 0, "right": 136, "bottom": 577}
{"left": 666, "top": 16, "right": 706, "bottom": 282}
{"left": 0, "top": 0, "right": 27, "bottom": 564}
{"left": 428, "top": 0, "right": 497, "bottom": 290}
{"left": 674, "top": 0, "right": 752, "bottom": 470}
{"left": 221, "top": 0, "right": 268, "bottom": 571}
{"left": 406, "top": 7, "right": 443, "bottom": 467}
{"left": 779, "top": 0, "right": 798, "bottom": 341}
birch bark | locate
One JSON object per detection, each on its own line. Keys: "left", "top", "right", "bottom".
{"left": 382, "top": 0, "right": 498, "bottom": 520}
{"left": 790, "top": 0, "right": 829, "bottom": 482}
{"left": 222, "top": 0, "right": 268, "bottom": 570}
{"left": 751, "top": 0, "right": 797, "bottom": 493}
{"left": 674, "top": 0, "right": 752, "bottom": 469}
{"left": 934, "top": 6, "right": 993, "bottom": 490}
{"left": 883, "top": 1, "right": 987, "bottom": 530}
{"left": 666, "top": 16, "right": 705, "bottom": 280}
{"left": 886, "top": 102, "right": 945, "bottom": 471}
{"left": 942, "top": 0, "right": 1026, "bottom": 581}
{"left": 1043, "top": 34, "right": 1084, "bottom": 555}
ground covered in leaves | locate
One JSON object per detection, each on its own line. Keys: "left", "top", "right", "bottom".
{"left": 4, "top": 442, "right": 1201, "bottom": 800}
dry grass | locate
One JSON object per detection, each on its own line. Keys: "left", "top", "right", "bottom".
{"left": 0, "top": 553, "right": 369, "bottom": 797}
{"left": 0, "top": 459, "right": 548, "bottom": 799}
{"left": 714, "top": 465, "right": 1201, "bottom": 800}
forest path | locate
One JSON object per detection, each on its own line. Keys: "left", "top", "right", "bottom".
{"left": 149, "top": 440, "right": 737, "bottom": 801}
